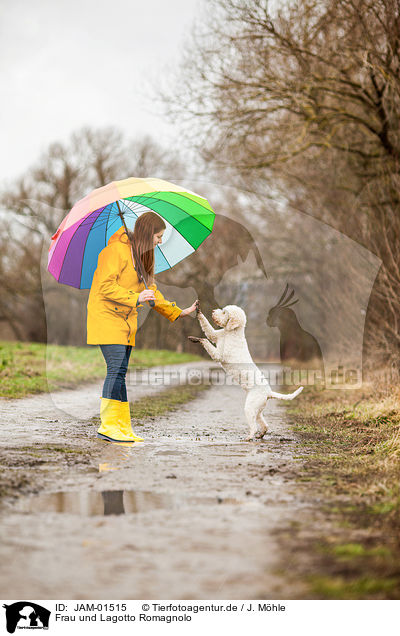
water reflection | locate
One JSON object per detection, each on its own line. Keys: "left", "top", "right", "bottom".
{"left": 102, "top": 490, "right": 124, "bottom": 515}
{"left": 97, "top": 441, "right": 143, "bottom": 473}
{"left": 13, "top": 490, "right": 239, "bottom": 516}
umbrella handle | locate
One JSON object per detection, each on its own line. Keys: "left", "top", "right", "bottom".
{"left": 117, "top": 204, "right": 156, "bottom": 308}
{"left": 129, "top": 243, "right": 155, "bottom": 307}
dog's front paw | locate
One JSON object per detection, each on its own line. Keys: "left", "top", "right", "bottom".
{"left": 188, "top": 335, "right": 202, "bottom": 343}
{"left": 195, "top": 299, "right": 203, "bottom": 318}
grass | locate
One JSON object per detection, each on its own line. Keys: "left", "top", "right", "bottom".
{"left": 285, "top": 381, "right": 400, "bottom": 599}
{"left": 308, "top": 575, "right": 398, "bottom": 600}
{"left": 0, "top": 340, "right": 203, "bottom": 398}
{"left": 330, "top": 543, "right": 392, "bottom": 558}
{"left": 130, "top": 382, "right": 210, "bottom": 424}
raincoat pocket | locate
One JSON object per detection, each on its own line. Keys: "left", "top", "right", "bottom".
{"left": 103, "top": 299, "right": 131, "bottom": 319}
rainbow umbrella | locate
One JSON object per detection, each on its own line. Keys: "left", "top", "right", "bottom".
{"left": 48, "top": 177, "right": 215, "bottom": 289}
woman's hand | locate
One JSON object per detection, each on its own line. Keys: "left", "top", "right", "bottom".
{"left": 138, "top": 289, "right": 155, "bottom": 303}
{"left": 179, "top": 299, "right": 198, "bottom": 317}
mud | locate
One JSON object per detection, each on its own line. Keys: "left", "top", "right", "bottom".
{"left": 0, "top": 361, "right": 313, "bottom": 599}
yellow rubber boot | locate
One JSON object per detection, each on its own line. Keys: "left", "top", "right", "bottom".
{"left": 119, "top": 401, "right": 144, "bottom": 442}
{"left": 97, "top": 398, "right": 135, "bottom": 443}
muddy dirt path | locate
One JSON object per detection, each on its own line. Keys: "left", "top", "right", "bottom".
{"left": 0, "top": 362, "right": 312, "bottom": 599}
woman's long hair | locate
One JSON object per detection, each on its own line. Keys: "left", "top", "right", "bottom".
{"left": 120, "top": 212, "right": 166, "bottom": 285}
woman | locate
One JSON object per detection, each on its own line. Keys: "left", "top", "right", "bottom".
{"left": 87, "top": 211, "right": 197, "bottom": 443}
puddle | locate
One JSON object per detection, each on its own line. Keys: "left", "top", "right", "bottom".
{"left": 154, "top": 450, "right": 186, "bottom": 456}
{"left": 9, "top": 490, "right": 242, "bottom": 517}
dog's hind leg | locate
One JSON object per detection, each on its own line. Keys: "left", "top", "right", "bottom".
{"left": 255, "top": 411, "right": 268, "bottom": 438}
{"left": 244, "top": 390, "right": 267, "bottom": 441}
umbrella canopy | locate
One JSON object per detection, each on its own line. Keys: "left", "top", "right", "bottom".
{"left": 48, "top": 177, "right": 215, "bottom": 289}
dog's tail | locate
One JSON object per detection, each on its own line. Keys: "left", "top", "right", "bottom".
{"left": 269, "top": 386, "right": 303, "bottom": 400}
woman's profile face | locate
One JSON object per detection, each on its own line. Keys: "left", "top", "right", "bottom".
{"left": 153, "top": 230, "right": 164, "bottom": 247}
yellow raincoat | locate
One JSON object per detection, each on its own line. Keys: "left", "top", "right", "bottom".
{"left": 87, "top": 227, "right": 182, "bottom": 345}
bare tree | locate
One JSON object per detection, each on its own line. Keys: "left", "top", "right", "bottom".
{"left": 163, "top": 0, "right": 400, "bottom": 368}
{"left": 0, "top": 127, "right": 188, "bottom": 345}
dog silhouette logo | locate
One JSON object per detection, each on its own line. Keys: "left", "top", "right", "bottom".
{"left": 3, "top": 602, "right": 51, "bottom": 633}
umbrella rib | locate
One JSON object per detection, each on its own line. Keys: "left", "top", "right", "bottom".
{"left": 122, "top": 196, "right": 198, "bottom": 253}
{"left": 127, "top": 193, "right": 214, "bottom": 234}
{"left": 151, "top": 190, "right": 214, "bottom": 215}
{"left": 177, "top": 191, "right": 214, "bottom": 213}
{"left": 62, "top": 202, "right": 120, "bottom": 286}
{"left": 120, "top": 198, "right": 145, "bottom": 217}
{"left": 71, "top": 203, "right": 139, "bottom": 288}
{"left": 119, "top": 198, "right": 196, "bottom": 269}
{"left": 134, "top": 190, "right": 212, "bottom": 216}
{"left": 149, "top": 193, "right": 214, "bottom": 231}
{"left": 58, "top": 208, "right": 103, "bottom": 287}
{"left": 158, "top": 215, "right": 197, "bottom": 252}
{"left": 77, "top": 208, "right": 106, "bottom": 289}
{"left": 105, "top": 203, "right": 112, "bottom": 247}
{"left": 157, "top": 244, "right": 172, "bottom": 270}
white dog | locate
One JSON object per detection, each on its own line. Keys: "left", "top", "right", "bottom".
{"left": 188, "top": 304, "right": 303, "bottom": 441}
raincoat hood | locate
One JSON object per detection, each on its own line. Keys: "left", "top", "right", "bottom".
{"left": 108, "top": 226, "right": 127, "bottom": 245}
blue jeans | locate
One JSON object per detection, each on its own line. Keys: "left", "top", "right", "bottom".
{"left": 100, "top": 344, "right": 133, "bottom": 401}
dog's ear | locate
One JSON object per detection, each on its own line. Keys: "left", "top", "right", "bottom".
{"left": 226, "top": 308, "right": 245, "bottom": 330}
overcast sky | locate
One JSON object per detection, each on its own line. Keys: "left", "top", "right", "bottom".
{"left": 0, "top": 0, "right": 201, "bottom": 188}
